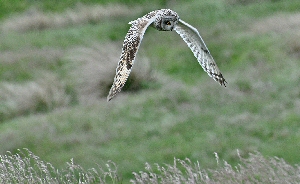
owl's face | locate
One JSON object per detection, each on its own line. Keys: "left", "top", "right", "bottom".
{"left": 154, "top": 14, "right": 179, "bottom": 31}
{"left": 160, "top": 16, "right": 177, "bottom": 31}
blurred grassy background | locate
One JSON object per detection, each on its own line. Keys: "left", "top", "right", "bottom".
{"left": 0, "top": 0, "right": 300, "bottom": 182}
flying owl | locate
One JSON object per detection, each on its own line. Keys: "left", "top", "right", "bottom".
{"left": 107, "top": 9, "right": 226, "bottom": 101}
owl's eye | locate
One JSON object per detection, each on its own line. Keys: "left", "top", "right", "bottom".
{"left": 165, "top": 21, "right": 171, "bottom": 25}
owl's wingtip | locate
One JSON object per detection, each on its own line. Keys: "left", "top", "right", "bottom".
{"left": 107, "top": 92, "right": 115, "bottom": 102}
{"left": 107, "top": 89, "right": 114, "bottom": 102}
{"left": 219, "top": 78, "right": 227, "bottom": 87}
{"left": 222, "top": 80, "right": 227, "bottom": 87}
{"left": 212, "top": 72, "right": 227, "bottom": 87}
{"left": 107, "top": 87, "right": 120, "bottom": 102}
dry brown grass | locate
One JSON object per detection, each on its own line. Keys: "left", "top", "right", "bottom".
{"left": 0, "top": 73, "right": 69, "bottom": 121}
{"left": 65, "top": 42, "right": 152, "bottom": 105}
{"left": 2, "top": 149, "right": 300, "bottom": 183}
{"left": 0, "top": 149, "right": 120, "bottom": 183}
{"left": 0, "top": 41, "right": 153, "bottom": 119}
{"left": 0, "top": 48, "right": 64, "bottom": 64}
{"left": 132, "top": 151, "right": 300, "bottom": 184}
{"left": 286, "top": 32, "right": 300, "bottom": 59}
{"left": 0, "top": 47, "right": 68, "bottom": 121}
{"left": 251, "top": 13, "right": 300, "bottom": 34}
{"left": 1, "top": 4, "right": 141, "bottom": 32}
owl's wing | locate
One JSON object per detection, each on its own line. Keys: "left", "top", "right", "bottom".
{"left": 174, "top": 19, "right": 227, "bottom": 86}
{"left": 107, "top": 15, "right": 157, "bottom": 101}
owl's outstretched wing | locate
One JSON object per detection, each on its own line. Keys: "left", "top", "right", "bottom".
{"left": 174, "top": 19, "right": 227, "bottom": 86}
{"left": 107, "top": 13, "right": 157, "bottom": 101}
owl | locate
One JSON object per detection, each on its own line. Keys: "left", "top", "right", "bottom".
{"left": 107, "top": 9, "right": 226, "bottom": 101}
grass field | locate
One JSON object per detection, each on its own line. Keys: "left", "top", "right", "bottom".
{"left": 0, "top": 0, "right": 300, "bottom": 183}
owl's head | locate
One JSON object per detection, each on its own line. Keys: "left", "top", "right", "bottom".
{"left": 153, "top": 9, "right": 179, "bottom": 31}
{"left": 160, "top": 16, "right": 178, "bottom": 31}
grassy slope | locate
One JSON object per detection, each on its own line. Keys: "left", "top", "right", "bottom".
{"left": 1, "top": 0, "right": 300, "bottom": 182}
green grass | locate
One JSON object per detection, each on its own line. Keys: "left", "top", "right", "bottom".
{"left": 0, "top": 0, "right": 167, "bottom": 20}
{"left": 1, "top": 0, "right": 300, "bottom": 183}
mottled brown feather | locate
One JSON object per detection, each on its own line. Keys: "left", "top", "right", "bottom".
{"left": 107, "top": 11, "right": 160, "bottom": 101}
